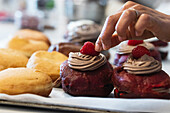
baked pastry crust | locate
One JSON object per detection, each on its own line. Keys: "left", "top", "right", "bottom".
{"left": 0, "top": 68, "right": 53, "bottom": 97}
{"left": 13, "top": 29, "right": 51, "bottom": 46}
{"left": 27, "top": 51, "right": 68, "bottom": 82}
{"left": 8, "top": 37, "right": 49, "bottom": 57}
{"left": 0, "top": 48, "right": 28, "bottom": 71}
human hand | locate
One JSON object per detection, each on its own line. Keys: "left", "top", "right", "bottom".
{"left": 95, "top": 1, "right": 170, "bottom": 52}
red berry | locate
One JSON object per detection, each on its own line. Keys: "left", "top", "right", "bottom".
{"left": 132, "top": 46, "right": 151, "bottom": 59}
{"left": 80, "top": 42, "right": 100, "bottom": 56}
{"left": 128, "top": 40, "right": 144, "bottom": 46}
{"left": 114, "top": 88, "right": 119, "bottom": 97}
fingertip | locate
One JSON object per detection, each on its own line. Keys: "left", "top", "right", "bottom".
{"left": 118, "top": 36, "right": 127, "bottom": 41}
{"left": 135, "top": 31, "right": 140, "bottom": 36}
{"left": 95, "top": 43, "right": 101, "bottom": 52}
{"left": 135, "top": 30, "right": 143, "bottom": 37}
{"left": 102, "top": 46, "right": 109, "bottom": 51}
{"left": 95, "top": 38, "right": 102, "bottom": 52}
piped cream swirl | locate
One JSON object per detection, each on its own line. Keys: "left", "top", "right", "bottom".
{"left": 67, "top": 23, "right": 102, "bottom": 43}
{"left": 123, "top": 54, "right": 162, "bottom": 74}
{"left": 117, "top": 41, "right": 155, "bottom": 54}
{"left": 68, "top": 52, "right": 107, "bottom": 71}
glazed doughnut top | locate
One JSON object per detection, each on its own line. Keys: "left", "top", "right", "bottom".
{"left": 123, "top": 54, "right": 162, "bottom": 74}
{"left": 68, "top": 52, "right": 107, "bottom": 71}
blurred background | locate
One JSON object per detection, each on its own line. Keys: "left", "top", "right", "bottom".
{"left": 0, "top": 0, "right": 169, "bottom": 40}
{"left": 0, "top": 0, "right": 169, "bottom": 74}
{"left": 0, "top": 0, "right": 169, "bottom": 48}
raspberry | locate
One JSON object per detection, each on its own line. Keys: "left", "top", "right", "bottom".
{"left": 80, "top": 42, "right": 100, "bottom": 56}
{"left": 128, "top": 40, "right": 144, "bottom": 46}
{"left": 132, "top": 46, "right": 151, "bottom": 59}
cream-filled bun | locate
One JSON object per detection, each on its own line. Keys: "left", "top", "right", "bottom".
{"left": 0, "top": 48, "right": 28, "bottom": 71}
{"left": 12, "top": 29, "right": 51, "bottom": 46}
{"left": 27, "top": 51, "right": 68, "bottom": 82}
{"left": 0, "top": 68, "right": 53, "bottom": 97}
{"left": 7, "top": 37, "right": 49, "bottom": 57}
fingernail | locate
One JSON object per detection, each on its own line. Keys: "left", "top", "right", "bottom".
{"left": 135, "top": 31, "right": 140, "bottom": 36}
{"left": 119, "top": 36, "right": 126, "bottom": 41}
{"left": 95, "top": 43, "right": 101, "bottom": 52}
{"left": 103, "top": 45, "right": 109, "bottom": 50}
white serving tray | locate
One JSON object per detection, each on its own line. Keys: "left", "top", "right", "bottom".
{"left": 0, "top": 88, "right": 170, "bottom": 113}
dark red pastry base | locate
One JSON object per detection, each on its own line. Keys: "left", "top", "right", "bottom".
{"left": 113, "top": 49, "right": 161, "bottom": 66}
{"left": 60, "top": 61, "right": 114, "bottom": 97}
{"left": 112, "top": 67, "right": 170, "bottom": 99}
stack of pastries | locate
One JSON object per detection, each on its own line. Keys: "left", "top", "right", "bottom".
{"left": 0, "top": 24, "right": 169, "bottom": 100}
{"left": 59, "top": 41, "right": 169, "bottom": 99}
{"left": 0, "top": 29, "right": 68, "bottom": 97}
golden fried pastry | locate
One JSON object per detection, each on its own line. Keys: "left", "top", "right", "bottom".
{"left": 13, "top": 29, "right": 51, "bottom": 45}
{"left": 0, "top": 48, "right": 28, "bottom": 71}
{"left": 0, "top": 68, "right": 53, "bottom": 97}
{"left": 27, "top": 51, "right": 68, "bottom": 82}
{"left": 8, "top": 37, "right": 49, "bottom": 57}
